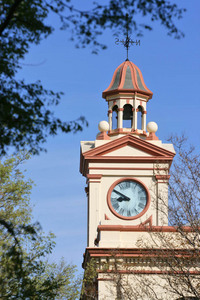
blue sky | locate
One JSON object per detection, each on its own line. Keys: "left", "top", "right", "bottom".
{"left": 16, "top": 0, "right": 200, "bottom": 273}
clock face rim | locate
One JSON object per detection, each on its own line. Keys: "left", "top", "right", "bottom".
{"left": 107, "top": 177, "right": 150, "bottom": 220}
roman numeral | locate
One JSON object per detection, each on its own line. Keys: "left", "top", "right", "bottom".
{"left": 111, "top": 197, "right": 117, "bottom": 204}
{"left": 138, "top": 190, "right": 144, "bottom": 194}
{"left": 138, "top": 202, "right": 145, "bottom": 209}
{"left": 119, "top": 208, "right": 124, "bottom": 215}
{"left": 118, "top": 181, "right": 130, "bottom": 190}
{"left": 127, "top": 210, "right": 131, "bottom": 217}
{"left": 113, "top": 202, "right": 119, "bottom": 210}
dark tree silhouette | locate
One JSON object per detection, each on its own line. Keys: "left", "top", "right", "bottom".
{"left": 0, "top": 0, "right": 186, "bottom": 155}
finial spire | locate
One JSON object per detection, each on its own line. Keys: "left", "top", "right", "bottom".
{"left": 115, "top": 13, "right": 140, "bottom": 60}
{"left": 125, "top": 13, "right": 130, "bottom": 60}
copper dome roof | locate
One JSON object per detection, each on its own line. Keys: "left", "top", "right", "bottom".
{"left": 102, "top": 60, "right": 153, "bottom": 99}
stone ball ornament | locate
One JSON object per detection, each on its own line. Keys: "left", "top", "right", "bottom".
{"left": 98, "top": 121, "right": 109, "bottom": 132}
{"left": 147, "top": 122, "right": 158, "bottom": 133}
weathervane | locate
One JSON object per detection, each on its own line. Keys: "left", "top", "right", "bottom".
{"left": 115, "top": 14, "right": 140, "bottom": 60}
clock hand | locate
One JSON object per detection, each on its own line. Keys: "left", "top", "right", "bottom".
{"left": 113, "top": 189, "right": 130, "bottom": 201}
{"left": 117, "top": 197, "right": 128, "bottom": 202}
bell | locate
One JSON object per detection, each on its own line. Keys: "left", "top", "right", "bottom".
{"left": 123, "top": 104, "right": 132, "bottom": 120}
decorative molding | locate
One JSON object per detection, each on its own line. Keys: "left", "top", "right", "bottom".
{"left": 88, "top": 167, "right": 169, "bottom": 171}
{"left": 105, "top": 214, "right": 110, "bottom": 220}
{"left": 97, "top": 225, "right": 194, "bottom": 233}
{"left": 88, "top": 180, "right": 101, "bottom": 183}
{"left": 131, "top": 129, "right": 138, "bottom": 133}
{"left": 87, "top": 174, "right": 102, "bottom": 179}
{"left": 146, "top": 132, "right": 159, "bottom": 140}
{"left": 135, "top": 93, "right": 149, "bottom": 100}
{"left": 156, "top": 175, "right": 171, "bottom": 182}
{"left": 107, "top": 129, "right": 149, "bottom": 137}
{"left": 98, "top": 278, "right": 114, "bottom": 281}
{"left": 97, "top": 132, "right": 110, "bottom": 140}
{"left": 107, "top": 97, "right": 135, "bottom": 102}
{"left": 139, "top": 215, "right": 153, "bottom": 227}
{"left": 108, "top": 129, "right": 134, "bottom": 135}
{"left": 109, "top": 128, "right": 124, "bottom": 134}
{"left": 81, "top": 157, "right": 173, "bottom": 178}
{"left": 82, "top": 246, "right": 200, "bottom": 269}
{"left": 85, "top": 246, "right": 199, "bottom": 255}
{"left": 84, "top": 134, "right": 175, "bottom": 157}
{"left": 106, "top": 95, "right": 148, "bottom": 102}
{"left": 98, "top": 270, "right": 200, "bottom": 275}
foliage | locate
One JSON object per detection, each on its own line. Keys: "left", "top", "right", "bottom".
{"left": 168, "top": 135, "right": 200, "bottom": 230}
{"left": 81, "top": 258, "right": 98, "bottom": 299}
{"left": 0, "top": 153, "right": 81, "bottom": 299}
{"left": 0, "top": 0, "right": 186, "bottom": 155}
{"left": 161, "top": 135, "right": 200, "bottom": 298}
{"left": 64, "top": 0, "right": 186, "bottom": 53}
{"left": 0, "top": 76, "right": 88, "bottom": 155}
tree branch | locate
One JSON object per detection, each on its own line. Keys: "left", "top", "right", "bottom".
{"left": 0, "top": 0, "right": 24, "bottom": 36}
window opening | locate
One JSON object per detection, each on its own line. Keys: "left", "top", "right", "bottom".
{"left": 137, "top": 105, "right": 143, "bottom": 130}
{"left": 123, "top": 104, "right": 132, "bottom": 128}
{"left": 112, "top": 105, "right": 118, "bottom": 130}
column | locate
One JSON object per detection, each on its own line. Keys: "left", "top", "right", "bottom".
{"left": 132, "top": 108, "right": 135, "bottom": 130}
{"left": 108, "top": 110, "right": 112, "bottom": 131}
{"left": 142, "top": 111, "right": 147, "bottom": 131}
{"left": 133, "top": 108, "right": 137, "bottom": 130}
{"left": 117, "top": 108, "right": 124, "bottom": 129}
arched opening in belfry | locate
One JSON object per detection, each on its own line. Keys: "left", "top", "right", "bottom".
{"left": 123, "top": 104, "right": 132, "bottom": 128}
{"left": 112, "top": 105, "right": 118, "bottom": 130}
{"left": 137, "top": 105, "right": 143, "bottom": 130}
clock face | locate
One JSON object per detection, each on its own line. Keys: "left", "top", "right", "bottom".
{"left": 110, "top": 179, "right": 147, "bottom": 218}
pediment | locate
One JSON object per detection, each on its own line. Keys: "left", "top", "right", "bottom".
{"left": 103, "top": 144, "right": 152, "bottom": 157}
{"left": 80, "top": 134, "right": 175, "bottom": 176}
{"left": 83, "top": 134, "right": 175, "bottom": 158}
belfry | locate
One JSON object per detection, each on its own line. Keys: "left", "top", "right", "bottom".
{"left": 102, "top": 59, "right": 153, "bottom": 135}
{"left": 80, "top": 58, "right": 197, "bottom": 299}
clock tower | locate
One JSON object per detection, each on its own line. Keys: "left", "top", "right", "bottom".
{"left": 80, "top": 59, "right": 176, "bottom": 299}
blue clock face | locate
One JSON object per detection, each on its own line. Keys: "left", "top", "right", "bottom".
{"left": 110, "top": 180, "right": 147, "bottom": 217}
